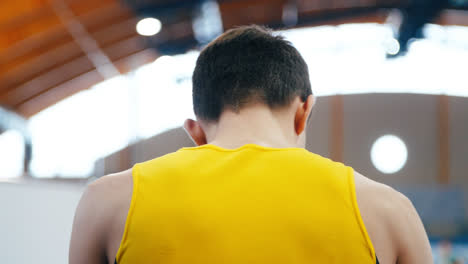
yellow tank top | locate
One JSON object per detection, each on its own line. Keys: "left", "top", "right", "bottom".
{"left": 116, "top": 144, "right": 376, "bottom": 264}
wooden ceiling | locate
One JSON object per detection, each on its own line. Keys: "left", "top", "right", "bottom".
{"left": 0, "top": 0, "right": 467, "bottom": 118}
{"left": 0, "top": 0, "right": 156, "bottom": 117}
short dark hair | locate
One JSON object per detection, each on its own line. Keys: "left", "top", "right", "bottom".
{"left": 192, "top": 25, "right": 312, "bottom": 121}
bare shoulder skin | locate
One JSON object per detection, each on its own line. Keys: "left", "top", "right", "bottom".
{"left": 354, "top": 171, "right": 433, "bottom": 264}
{"left": 69, "top": 169, "right": 133, "bottom": 264}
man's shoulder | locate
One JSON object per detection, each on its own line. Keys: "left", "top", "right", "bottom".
{"left": 75, "top": 169, "right": 133, "bottom": 233}
{"left": 77, "top": 168, "right": 133, "bottom": 223}
{"left": 353, "top": 170, "right": 433, "bottom": 263}
{"left": 354, "top": 170, "right": 413, "bottom": 219}
{"left": 83, "top": 169, "right": 133, "bottom": 214}
{"left": 70, "top": 169, "right": 134, "bottom": 263}
{"left": 87, "top": 169, "right": 133, "bottom": 195}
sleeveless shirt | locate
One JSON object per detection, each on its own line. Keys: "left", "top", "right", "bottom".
{"left": 115, "top": 144, "right": 376, "bottom": 263}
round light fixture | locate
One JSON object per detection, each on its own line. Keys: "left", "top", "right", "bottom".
{"left": 136, "top": 18, "right": 162, "bottom": 36}
{"left": 371, "top": 134, "right": 408, "bottom": 174}
{"left": 384, "top": 38, "right": 400, "bottom": 55}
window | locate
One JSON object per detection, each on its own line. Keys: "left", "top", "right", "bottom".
{"left": 0, "top": 130, "right": 24, "bottom": 178}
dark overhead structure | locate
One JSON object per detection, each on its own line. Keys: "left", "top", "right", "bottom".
{"left": 391, "top": 0, "right": 450, "bottom": 57}
{"left": 124, "top": 0, "right": 468, "bottom": 58}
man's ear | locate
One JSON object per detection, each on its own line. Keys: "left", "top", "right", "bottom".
{"left": 183, "top": 119, "right": 208, "bottom": 146}
{"left": 294, "top": 95, "right": 315, "bottom": 135}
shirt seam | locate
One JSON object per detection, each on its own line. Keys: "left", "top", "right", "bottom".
{"left": 348, "top": 167, "right": 377, "bottom": 263}
{"left": 115, "top": 164, "right": 140, "bottom": 262}
{"left": 180, "top": 144, "right": 306, "bottom": 152}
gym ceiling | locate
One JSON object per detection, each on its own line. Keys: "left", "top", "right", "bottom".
{"left": 0, "top": 0, "right": 466, "bottom": 118}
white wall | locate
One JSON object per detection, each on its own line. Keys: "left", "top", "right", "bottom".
{"left": 0, "top": 181, "right": 85, "bottom": 264}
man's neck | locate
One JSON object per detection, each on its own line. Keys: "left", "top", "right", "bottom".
{"left": 205, "top": 107, "right": 298, "bottom": 149}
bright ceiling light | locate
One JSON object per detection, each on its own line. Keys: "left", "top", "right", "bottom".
{"left": 385, "top": 37, "right": 400, "bottom": 55}
{"left": 371, "top": 135, "right": 408, "bottom": 174}
{"left": 136, "top": 18, "right": 162, "bottom": 36}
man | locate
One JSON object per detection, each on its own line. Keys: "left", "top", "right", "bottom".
{"left": 69, "top": 25, "right": 433, "bottom": 264}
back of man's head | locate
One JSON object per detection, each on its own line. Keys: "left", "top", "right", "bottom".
{"left": 192, "top": 25, "right": 312, "bottom": 122}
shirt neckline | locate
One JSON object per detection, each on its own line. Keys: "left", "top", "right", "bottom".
{"left": 181, "top": 143, "right": 306, "bottom": 152}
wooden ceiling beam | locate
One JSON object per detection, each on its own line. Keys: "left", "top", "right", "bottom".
{"left": 68, "top": 0, "right": 121, "bottom": 16}
{"left": 296, "top": 8, "right": 389, "bottom": 28}
{"left": 219, "top": 0, "right": 286, "bottom": 29}
{"left": 91, "top": 18, "right": 140, "bottom": 47}
{"left": 104, "top": 36, "right": 146, "bottom": 61}
{"left": 0, "top": 7, "right": 63, "bottom": 51}
{"left": 0, "top": 5, "right": 137, "bottom": 92}
{"left": 298, "top": 0, "right": 409, "bottom": 13}
{"left": 0, "top": 56, "right": 95, "bottom": 107}
{"left": 80, "top": 7, "right": 134, "bottom": 33}
{"left": 0, "top": 19, "right": 140, "bottom": 95}
{"left": 218, "top": 0, "right": 411, "bottom": 30}
{"left": 437, "top": 9, "right": 468, "bottom": 26}
{"left": 0, "top": 1, "right": 51, "bottom": 27}
{"left": 0, "top": 1, "right": 131, "bottom": 69}
{"left": 0, "top": 33, "right": 145, "bottom": 109}
{"left": 0, "top": 41, "right": 84, "bottom": 95}
{"left": 0, "top": 25, "right": 72, "bottom": 73}
{"left": 15, "top": 49, "right": 157, "bottom": 117}
{"left": 0, "top": 0, "right": 119, "bottom": 31}
{"left": 52, "top": 0, "right": 120, "bottom": 79}
{"left": 16, "top": 70, "right": 105, "bottom": 117}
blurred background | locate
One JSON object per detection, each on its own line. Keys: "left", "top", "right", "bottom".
{"left": 0, "top": 0, "right": 467, "bottom": 263}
